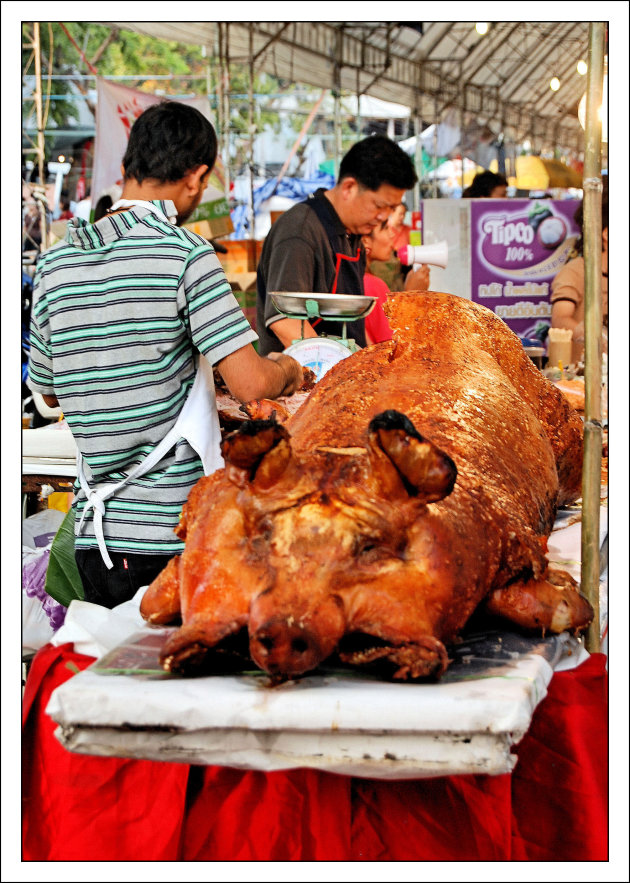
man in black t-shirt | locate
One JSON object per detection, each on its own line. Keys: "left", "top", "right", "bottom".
{"left": 256, "top": 136, "right": 418, "bottom": 355}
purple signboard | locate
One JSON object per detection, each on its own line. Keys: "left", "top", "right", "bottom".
{"left": 470, "top": 199, "right": 581, "bottom": 342}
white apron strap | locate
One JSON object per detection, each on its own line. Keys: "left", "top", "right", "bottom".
{"left": 75, "top": 356, "right": 222, "bottom": 569}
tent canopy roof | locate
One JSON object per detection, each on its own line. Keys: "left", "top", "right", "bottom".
{"left": 104, "top": 21, "right": 595, "bottom": 152}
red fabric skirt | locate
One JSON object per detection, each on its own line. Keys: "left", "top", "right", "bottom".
{"left": 22, "top": 643, "right": 608, "bottom": 861}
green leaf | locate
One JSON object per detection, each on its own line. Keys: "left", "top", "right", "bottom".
{"left": 44, "top": 509, "right": 84, "bottom": 607}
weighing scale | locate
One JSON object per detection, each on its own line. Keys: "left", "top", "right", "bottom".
{"left": 270, "top": 292, "right": 376, "bottom": 381}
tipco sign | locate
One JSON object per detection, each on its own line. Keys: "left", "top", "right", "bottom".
{"left": 470, "top": 199, "right": 581, "bottom": 340}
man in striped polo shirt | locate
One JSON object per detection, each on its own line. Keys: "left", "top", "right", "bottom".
{"left": 27, "top": 101, "right": 302, "bottom": 608}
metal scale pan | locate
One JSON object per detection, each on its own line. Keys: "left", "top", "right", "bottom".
{"left": 270, "top": 292, "right": 376, "bottom": 320}
{"left": 269, "top": 292, "right": 377, "bottom": 382}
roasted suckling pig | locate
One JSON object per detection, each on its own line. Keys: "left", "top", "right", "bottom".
{"left": 142, "top": 291, "right": 592, "bottom": 681}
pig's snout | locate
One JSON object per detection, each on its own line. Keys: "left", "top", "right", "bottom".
{"left": 250, "top": 618, "right": 325, "bottom": 678}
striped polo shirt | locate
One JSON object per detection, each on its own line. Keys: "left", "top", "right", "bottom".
{"left": 27, "top": 200, "right": 257, "bottom": 555}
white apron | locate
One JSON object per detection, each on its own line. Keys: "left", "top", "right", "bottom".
{"left": 75, "top": 330, "right": 223, "bottom": 566}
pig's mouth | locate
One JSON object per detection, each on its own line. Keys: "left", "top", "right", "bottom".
{"left": 161, "top": 625, "right": 252, "bottom": 676}
{"left": 160, "top": 625, "right": 450, "bottom": 682}
{"left": 337, "top": 631, "right": 449, "bottom": 681}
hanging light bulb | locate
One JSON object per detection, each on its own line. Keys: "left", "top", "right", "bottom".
{"left": 550, "top": 77, "right": 561, "bottom": 91}
{"left": 577, "top": 59, "right": 588, "bottom": 75}
{"left": 475, "top": 23, "right": 489, "bottom": 36}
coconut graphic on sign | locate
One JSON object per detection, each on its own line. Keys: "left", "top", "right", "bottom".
{"left": 537, "top": 215, "right": 567, "bottom": 250}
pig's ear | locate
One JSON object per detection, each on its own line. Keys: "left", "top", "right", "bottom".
{"left": 368, "top": 410, "right": 457, "bottom": 503}
{"left": 221, "top": 419, "right": 293, "bottom": 488}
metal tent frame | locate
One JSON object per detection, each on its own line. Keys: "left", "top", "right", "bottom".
{"left": 104, "top": 20, "right": 592, "bottom": 155}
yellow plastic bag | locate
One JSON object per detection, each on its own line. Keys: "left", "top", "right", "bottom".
{"left": 47, "top": 492, "right": 73, "bottom": 513}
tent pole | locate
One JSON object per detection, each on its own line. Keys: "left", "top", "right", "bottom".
{"left": 32, "top": 22, "right": 48, "bottom": 250}
{"left": 219, "top": 24, "right": 231, "bottom": 202}
{"left": 333, "top": 29, "right": 342, "bottom": 179}
{"left": 334, "top": 91, "right": 341, "bottom": 178}
{"left": 356, "top": 69, "right": 362, "bottom": 142}
{"left": 581, "top": 21, "right": 605, "bottom": 653}
{"left": 433, "top": 96, "right": 438, "bottom": 198}
{"left": 414, "top": 111, "right": 421, "bottom": 211}
{"left": 273, "top": 90, "right": 327, "bottom": 193}
{"left": 248, "top": 24, "right": 256, "bottom": 246}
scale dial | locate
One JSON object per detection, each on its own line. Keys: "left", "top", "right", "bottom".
{"left": 283, "top": 337, "right": 352, "bottom": 382}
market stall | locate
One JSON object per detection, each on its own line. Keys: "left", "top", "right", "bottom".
{"left": 21, "top": 288, "right": 610, "bottom": 864}
{"left": 22, "top": 503, "right": 608, "bottom": 861}
{"left": 22, "top": 646, "right": 608, "bottom": 861}
{"left": 18, "top": 17, "right": 615, "bottom": 871}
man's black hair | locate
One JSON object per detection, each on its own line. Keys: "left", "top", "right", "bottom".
{"left": 338, "top": 135, "right": 417, "bottom": 191}
{"left": 122, "top": 101, "right": 218, "bottom": 184}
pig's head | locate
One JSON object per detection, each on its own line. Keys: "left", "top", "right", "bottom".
{"left": 219, "top": 411, "right": 457, "bottom": 679}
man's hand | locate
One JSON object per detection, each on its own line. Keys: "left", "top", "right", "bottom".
{"left": 217, "top": 345, "right": 304, "bottom": 402}
{"left": 266, "top": 352, "right": 304, "bottom": 397}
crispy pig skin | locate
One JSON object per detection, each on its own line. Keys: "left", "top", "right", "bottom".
{"left": 141, "top": 291, "right": 590, "bottom": 681}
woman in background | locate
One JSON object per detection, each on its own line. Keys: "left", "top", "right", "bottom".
{"left": 550, "top": 192, "right": 608, "bottom": 363}
{"left": 462, "top": 170, "right": 508, "bottom": 198}
{"left": 362, "top": 221, "right": 430, "bottom": 345}
{"left": 388, "top": 200, "right": 412, "bottom": 252}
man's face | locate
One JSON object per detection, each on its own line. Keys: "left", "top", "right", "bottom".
{"left": 340, "top": 180, "right": 406, "bottom": 235}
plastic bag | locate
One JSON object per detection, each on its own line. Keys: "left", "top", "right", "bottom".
{"left": 22, "top": 508, "right": 66, "bottom": 550}
{"left": 22, "top": 586, "right": 55, "bottom": 654}
{"left": 22, "top": 545, "right": 67, "bottom": 653}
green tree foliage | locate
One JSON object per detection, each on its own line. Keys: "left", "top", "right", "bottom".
{"left": 23, "top": 23, "right": 312, "bottom": 136}
{"left": 23, "top": 22, "right": 210, "bottom": 127}
{"left": 22, "top": 22, "right": 362, "bottom": 178}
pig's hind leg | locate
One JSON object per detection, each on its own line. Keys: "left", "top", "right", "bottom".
{"left": 140, "top": 555, "right": 182, "bottom": 624}
{"left": 484, "top": 568, "right": 593, "bottom": 636}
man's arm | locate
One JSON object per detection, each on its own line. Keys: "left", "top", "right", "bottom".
{"left": 216, "top": 344, "right": 303, "bottom": 402}
{"left": 259, "top": 220, "right": 321, "bottom": 349}
{"left": 266, "top": 316, "right": 319, "bottom": 349}
{"left": 551, "top": 299, "right": 583, "bottom": 345}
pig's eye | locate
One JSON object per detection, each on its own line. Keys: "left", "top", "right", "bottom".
{"left": 354, "top": 537, "right": 382, "bottom": 559}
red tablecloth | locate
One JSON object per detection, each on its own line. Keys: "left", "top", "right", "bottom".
{"left": 22, "top": 642, "right": 608, "bottom": 861}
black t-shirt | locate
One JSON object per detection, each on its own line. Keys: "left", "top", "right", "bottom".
{"left": 256, "top": 189, "right": 367, "bottom": 355}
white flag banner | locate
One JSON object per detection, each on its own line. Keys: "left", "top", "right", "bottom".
{"left": 93, "top": 80, "right": 227, "bottom": 217}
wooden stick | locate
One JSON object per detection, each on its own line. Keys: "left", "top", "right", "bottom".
{"left": 581, "top": 22, "right": 606, "bottom": 653}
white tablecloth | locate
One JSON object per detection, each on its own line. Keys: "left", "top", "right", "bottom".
{"left": 46, "top": 506, "right": 607, "bottom": 778}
